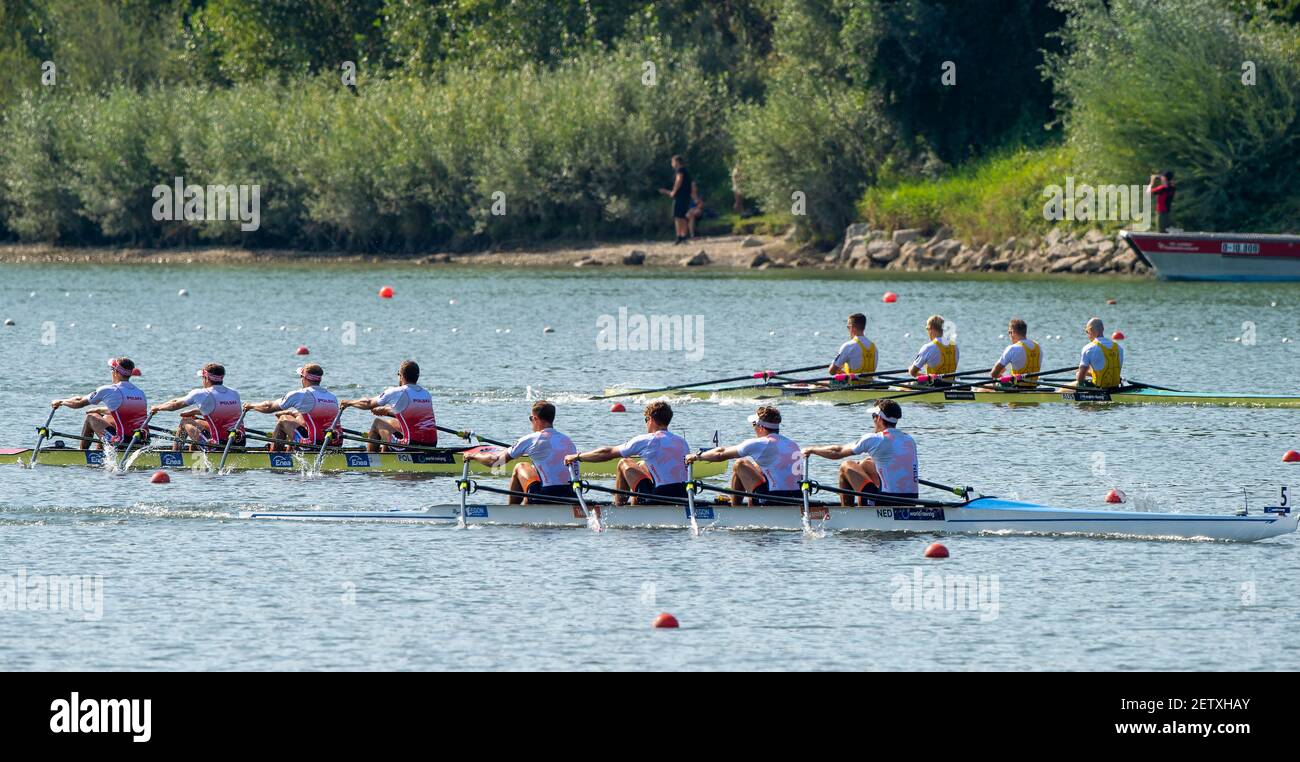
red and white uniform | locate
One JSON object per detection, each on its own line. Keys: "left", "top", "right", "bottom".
{"left": 86, "top": 381, "right": 148, "bottom": 444}
{"left": 375, "top": 384, "right": 438, "bottom": 445}
{"left": 182, "top": 384, "right": 243, "bottom": 446}
{"left": 277, "top": 386, "right": 342, "bottom": 446}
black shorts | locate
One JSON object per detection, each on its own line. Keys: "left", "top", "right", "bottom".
{"left": 672, "top": 197, "right": 691, "bottom": 219}
{"left": 631, "top": 479, "right": 689, "bottom": 501}
{"left": 751, "top": 482, "right": 803, "bottom": 506}
{"left": 526, "top": 482, "right": 577, "bottom": 502}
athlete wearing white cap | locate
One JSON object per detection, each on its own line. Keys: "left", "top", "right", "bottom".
{"left": 565, "top": 400, "right": 690, "bottom": 504}
{"left": 687, "top": 405, "right": 803, "bottom": 506}
{"left": 802, "top": 399, "right": 918, "bottom": 506}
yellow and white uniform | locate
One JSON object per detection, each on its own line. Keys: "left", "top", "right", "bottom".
{"left": 911, "top": 337, "right": 958, "bottom": 378}
{"left": 1080, "top": 338, "right": 1124, "bottom": 387}
{"left": 997, "top": 339, "right": 1041, "bottom": 386}
{"left": 832, "top": 336, "right": 877, "bottom": 376}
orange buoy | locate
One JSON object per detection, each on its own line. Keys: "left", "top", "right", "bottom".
{"left": 131, "top": 368, "right": 142, "bottom": 377}
{"left": 1283, "top": 450, "right": 1300, "bottom": 463}
{"left": 295, "top": 346, "right": 310, "bottom": 356}
{"left": 1111, "top": 330, "right": 1125, "bottom": 340}
{"left": 610, "top": 402, "right": 626, "bottom": 413}
{"left": 652, "top": 612, "right": 679, "bottom": 629}
{"left": 150, "top": 471, "right": 170, "bottom": 484}
{"left": 882, "top": 291, "right": 898, "bottom": 303}
{"left": 379, "top": 285, "right": 394, "bottom": 299}
{"left": 923, "top": 542, "right": 949, "bottom": 558}
{"left": 1105, "top": 488, "right": 1126, "bottom": 503}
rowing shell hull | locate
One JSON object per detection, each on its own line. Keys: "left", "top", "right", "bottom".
{"left": 603, "top": 385, "right": 1300, "bottom": 408}
{"left": 240, "top": 497, "right": 1299, "bottom": 542}
{"left": 0, "top": 447, "right": 728, "bottom": 478}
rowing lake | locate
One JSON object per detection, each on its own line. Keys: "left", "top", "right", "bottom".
{"left": 1, "top": 262, "right": 1297, "bottom": 670}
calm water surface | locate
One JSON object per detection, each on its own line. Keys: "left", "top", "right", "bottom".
{"left": 0, "top": 263, "right": 1297, "bottom": 670}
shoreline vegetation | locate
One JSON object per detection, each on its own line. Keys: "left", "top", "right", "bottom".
{"left": 0, "top": 1, "right": 1296, "bottom": 262}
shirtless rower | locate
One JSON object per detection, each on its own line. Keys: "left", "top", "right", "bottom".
{"left": 686, "top": 406, "right": 802, "bottom": 506}
{"left": 990, "top": 318, "right": 1043, "bottom": 387}
{"left": 801, "top": 399, "right": 918, "bottom": 506}
{"left": 1075, "top": 317, "right": 1124, "bottom": 388}
{"left": 564, "top": 400, "right": 690, "bottom": 505}
{"left": 241, "top": 363, "right": 342, "bottom": 452}
{"left": 50, "top": 357, "right": 148, "bottom": 450}
{"left": 908, "top": 314, "right": 959, "bottom": 384}
{"left": 462, "top": 400, "right": 577, "bottom": 505}
{"left": 149, "top": 363, "right": 244, "bottom": 451}
{"left": 340, "top": 360, "right": 438, "bottom": 452}
{"left": 828, "top": 312, "right": 878, "bottom": 380}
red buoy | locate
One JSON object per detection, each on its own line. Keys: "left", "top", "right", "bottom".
{"left": 295, "top": 345, "right": 310, "bottom": 356}
{"left": 923, "top": 542, "right": 949, "bottom": 558}
{"left": 150, "top": 471, "right": 170, "bottom": 484}
{"left": 1106, "top": 299, "right": 1117, "bottom": 305}
{"left": 1105, "top": 488, "right": 1125, "bottom": 503}
{"left": 131, "top": 368, "right": 142, "bottom": 376}
{"left": 652, "top": 612, "right": 679, "bottom": 629}
{"left": 1111, "top": 331, "right": 1125, "bottom": 340}
{"left": 379, "top": 285, "right": 394, "bottom": 299}
{"left": 610, "top": 403, "right": 626, "bottom": 413}
{"left": 1283, "top": 450, "right": 1300, "bottom": 463}
{"left": 882, "top": 291, "right": 898, "bottom": 303}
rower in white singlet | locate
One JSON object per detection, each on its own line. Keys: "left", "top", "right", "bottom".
{"left": 341, "top": 360, "right": 438, "bottom": 452}
{"left": 242, "top": 363, "right": 342, "bottom": 452}
{"left": 150, "top": 362, "right": 245, "bottom": 450}
{"left": 462, "top": 400, "right": 578, "bottom": 505}
{"left": 802, "top": 399, "right": 919, "bottom": 506}
{"left": 991, "top": 318, "right": 1043, "bottom": 388}
{"left": 1074, "top": 317, "right": 1124, "bottom": 388}
{"left": 908, "top": 314, "right": 959, "bottom": 384}
{"left": 686, "top": 406, "right": 803, "bottom": 506}
{"left": 828, "top": 312, "right": 878, "bottom": 381}
{"left": 51, "top": 357, "right": 148, "bottom": 451}
{"left": 566, "top": 400, "right": 690, "bottom": 504}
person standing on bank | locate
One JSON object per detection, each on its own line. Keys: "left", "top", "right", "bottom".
{"left": 659, "top": 155, "right": 693, "bottom": 244}
{"left": 1147, "top": 170, "right": 1176, "bottom": 232}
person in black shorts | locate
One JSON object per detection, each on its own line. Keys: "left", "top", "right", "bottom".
{"left": 659, "top": 155, "right": 692, "bottom": 244}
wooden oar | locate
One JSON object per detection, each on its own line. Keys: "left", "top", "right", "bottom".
{"left": 217, "top": 410, "right": 248, "bottom": 474}
{"left": 118, "top": 411, "right": 156, "bottom": 468}
{"left": 311, "top": 408, "right": 346, "bottom": 472}
{"left": 589, "top": 363, "right": 825, "bottom": 400}
{"left": 29, "top": 408, "right": 57, "bottom": 467}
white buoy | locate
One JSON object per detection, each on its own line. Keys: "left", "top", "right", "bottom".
{"left": 195, "top": 325, "right": 203, "bottom": 331}
{"left": 449, "top": 299, "right": 458, "bottom": 306}
{"left": 3, "top": 319, "right": 13, "bottom": 326}
{"left": 28, "top": 291, "right": 35, "bottom": 298}
{"left": 451, "top": 328, "right": 459, "bottom": 333}
{"left": 504, "top": 328, "right": 511, "bottom": 334}
{"left": 145, "top": 324, "right": 152, "bottom": 330}
{"left": 322, "top": 326, "right": 330, "bottom": 332}
{"left": 279, "top": 325, "right": 286, "bottom": 331}
{"left": 543, "top": 326, "right": 555, "bottom": 334}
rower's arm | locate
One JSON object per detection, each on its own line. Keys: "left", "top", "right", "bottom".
{"left": 341, "top": 398, "right": 377, "bottom": 411}
{"left": 828, "top": 362, "right": 842, "bottom": 376}
{"left": 463, "top": 448, "right": 511, "bottom": 466}
{"left": 990, "top": 362, "right": 1006, "bottom": 378}
{"left": 567, "top": 446, "right": 621, "bottom": 464}
{"left": 688, "top": 445, "right": 740, "bottom": 463}
{"left": 1074, "top": 364, "right": 1089, "bottom": 384}
{"left": 150, "top": 398, "right": 191, "bottom": 414}
{"left": 243, "top": 400, "right": 281, "bottom": 414}
{"left": 54, "top": 396, "right": 89, "bottom": 410}
{"left": 802, "top": 444, "right": 855, "bottom": 460}
{"left": 371, "top": 405, "right": 397, "bottom": 417}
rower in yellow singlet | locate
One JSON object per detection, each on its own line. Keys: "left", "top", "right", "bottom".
{"left": 1074, "top": 317, "right": 1125, "bottom": 388}
{"left": 828, "top": 312, "right": 877, "bottom": 381}
{"left": 908, "top": 315, "right": 958, "bottom": 384}
{"left": 991, "top": 318, "right": 1042, "bottom": 387}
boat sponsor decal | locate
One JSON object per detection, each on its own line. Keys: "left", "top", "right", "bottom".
{"left": 942, "top": 390, "right": 976, "bottom": 400}
{"left": 1062, "top": 389, "right": 1112, "bottom": 402}
{"left": 805, "top": 506, "right": 831, "bottom": 520}
{"left": 571, "top": 505, "right": 603, "bottom": 520}
{"left": 402, "top": 451, "right": 457, "bottom": 465}
{"left": 689, "top": 506, "right": 715, "bottom": 521}
{"left": 269, "top": 453, "right": 295, "bottom": 469}
{"left": 1222, "top": 242, "right": 1260, "bottom": 256}
{"left": 159, "top": 452, "right": 184, "bottom": 468}
{"left": 345, "top": 453, "right": 373, "bottom": 468}
{"left": 85, "top": 451, "right": 105, "bottom": 466}
{"left": 876, "top": 507, "right": 946, "bottom": 521}
{"left": 463, "top": 505, "right": 489, "bottom": 518}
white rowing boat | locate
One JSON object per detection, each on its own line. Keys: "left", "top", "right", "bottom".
{"left": 240, "top": 496, "right": 1299, "bottom": 542}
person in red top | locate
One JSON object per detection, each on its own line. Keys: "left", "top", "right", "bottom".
{"left": 1148, "top": 170, "right": 1175, "bottom": 232}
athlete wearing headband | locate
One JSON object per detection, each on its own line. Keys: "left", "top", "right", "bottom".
{"left": 687, "top": 406, "right": 803, "bottom": 506}
{"left": 50, "top": 357, "right": 148, "bottom": 450}
{"left": 150, "top": 363, "right": 244, "bottom": 451}
{"left": 242, "top": 363, "right": 342, "bottom": 452}
{"left": 802, "top": 399, "right": 919, "bottom": 505}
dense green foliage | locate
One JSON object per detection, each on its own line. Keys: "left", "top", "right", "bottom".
{"left": 0, "top": 0, "right": 1296, "bottom": 248}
